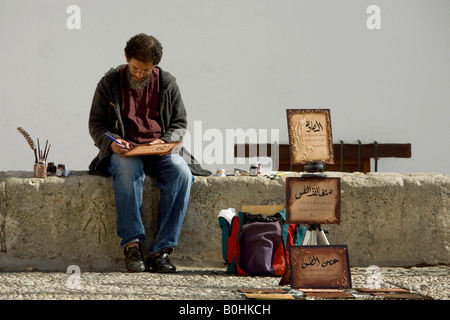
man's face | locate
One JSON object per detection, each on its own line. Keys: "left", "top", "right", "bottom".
{"left": 126, "top": 58, "right": 155, "bottom": 82}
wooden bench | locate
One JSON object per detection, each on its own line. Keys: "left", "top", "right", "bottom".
{"left": 234, "top": 142, "right": 411, "bottom": 173}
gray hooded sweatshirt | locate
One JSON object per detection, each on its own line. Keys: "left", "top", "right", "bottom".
{"left": 88, "top": 65, "right": 187, "bottom": 176}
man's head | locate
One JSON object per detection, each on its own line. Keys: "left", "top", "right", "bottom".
{"left": 124, "top": 33, "right": 163, "bottom": 65}
{"left": 124, "top": 34, "right": 163, "bottom": 87}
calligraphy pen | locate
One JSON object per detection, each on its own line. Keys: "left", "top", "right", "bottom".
{"left": 104, "top": 133, "right": 130, "bottom": 150}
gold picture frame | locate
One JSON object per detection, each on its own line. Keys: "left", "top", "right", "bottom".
{"left": 286, "top": 109, "right": 334, "bottom": 165}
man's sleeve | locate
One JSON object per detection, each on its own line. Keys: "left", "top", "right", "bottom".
{"left": 161, "top": 83, "right": 188, "bottom": 143}
{"left": 88, "top": 81, "right": 116, "bottom": 152}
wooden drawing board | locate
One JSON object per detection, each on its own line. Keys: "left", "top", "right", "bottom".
{"left": 121, "top": 142, "right": 182, "bottom": 157}
{"left": 241, "top": 205, "right": 285, "bottom": 216}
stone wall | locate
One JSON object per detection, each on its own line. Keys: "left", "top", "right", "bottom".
{"left": 0, "top": 171, "right": 448, "bottom": 271}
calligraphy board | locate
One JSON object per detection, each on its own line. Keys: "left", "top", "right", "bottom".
{"left": 121, "top": 142, "right": 182, "bottom": 157}
{"left": 286, "top": 176, "right": 340, "bottom": 224}
{"left": 289, "top": 245, "right": 352, "bottom": 289}
{"left": 286, "top": 109, "right": 334, "bottom": 165}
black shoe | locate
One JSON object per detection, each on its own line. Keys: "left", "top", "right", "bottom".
{"left": 146, "top": 253, "right": 176, "bottom": 273}
{"left": 124, "top": 245, "right": 145, "bottom": 272}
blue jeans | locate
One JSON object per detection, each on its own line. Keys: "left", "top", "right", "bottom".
{"left": 108, "top": 153, "right": 194, "bottom": 254}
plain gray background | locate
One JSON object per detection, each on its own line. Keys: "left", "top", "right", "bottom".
{"left": 1, "top": 0, "right": 449, "bottom": 174}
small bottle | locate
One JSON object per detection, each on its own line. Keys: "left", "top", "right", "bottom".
{"left": 250, "top": 164, "right": 258, "bottom": 176}
{"left": 56, "top": 164, "right": 66, "bottom": 177}
{"left": 216, "top": 168, "right": 226, "bottom": 177}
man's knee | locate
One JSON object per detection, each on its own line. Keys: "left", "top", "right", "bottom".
{"left": 165, "top": 154, "right": 194, "bottom": 186}
{"left": 109, "top": 154, "right": 144, "bottom": 179}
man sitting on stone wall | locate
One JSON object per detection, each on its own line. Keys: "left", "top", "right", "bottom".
{"left": 88, "top": 33, "right": 194, "bottom": 273}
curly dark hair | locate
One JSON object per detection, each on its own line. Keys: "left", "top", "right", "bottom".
{"left": 124, "top": 33, "right": 163, "bottom": 65}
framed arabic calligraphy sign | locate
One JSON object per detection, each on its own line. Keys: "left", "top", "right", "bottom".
{"left": 289, "top": 245, "right": 352, "bottom": 289}
{"left": 286, "top": 176, "right": 340, "bottom": 224}
{"left": 286, "top": 109, "right": 334, "bottom": 165}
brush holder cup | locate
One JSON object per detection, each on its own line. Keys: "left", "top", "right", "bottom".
{"left": 33, "top": 163, "right": 47, "bottom": 178}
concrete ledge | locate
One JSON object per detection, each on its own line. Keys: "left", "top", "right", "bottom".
{"left": 0, "top": 171, "right": 448, "bottom": 271}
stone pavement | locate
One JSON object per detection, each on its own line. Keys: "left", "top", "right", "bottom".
{"left": 0, "top": 266, "right": 448, "bottom": 300}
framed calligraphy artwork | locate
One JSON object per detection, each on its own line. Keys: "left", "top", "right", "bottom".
{"left": 286, "top": 109, "right": 334, "bottom": 165}
{"left": 286, "top": 176, "right": 340, "bottom": 224}
{"left": 289, "top": 245, "right": 352, "bottom": 289}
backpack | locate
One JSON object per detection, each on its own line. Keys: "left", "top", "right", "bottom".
{"left": 218, "top": 208, "right": 305, "bottom": 276}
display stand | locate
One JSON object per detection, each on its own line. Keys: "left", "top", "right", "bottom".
{"left": 283, "top": 109, "right": 351, "bottom": 289}
{"left": 300, "top": 161, "right": 330, "bottom": 246}
{"left": 301, "top": 223, "right": 330, "bottom": 246}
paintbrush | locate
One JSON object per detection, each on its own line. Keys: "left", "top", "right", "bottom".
{"left": 44, "top": 144, "right": 51, "bottom": 160}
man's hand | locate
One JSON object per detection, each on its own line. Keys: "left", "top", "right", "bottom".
{"left": 110, "top": 138, "right": 132, "bottom": 154}
{"left": 149, "top": 139, "right": 165, "bottom": 145}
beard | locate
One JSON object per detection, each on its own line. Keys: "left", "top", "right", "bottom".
{"left": 127, "top": 67, "right": 151, "bottom": 91}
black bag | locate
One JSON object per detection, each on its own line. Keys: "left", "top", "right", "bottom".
{"left": 180, "top": 147, "right": 212, "bottom": 176}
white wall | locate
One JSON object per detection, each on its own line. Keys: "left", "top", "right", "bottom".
{"left": 1, "top": 0, "right": 449, "bottom": 174}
